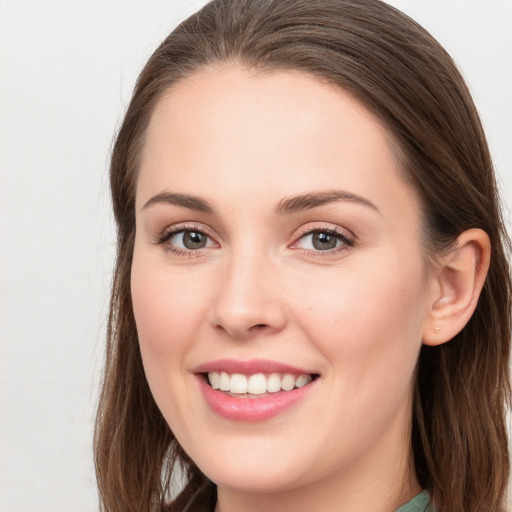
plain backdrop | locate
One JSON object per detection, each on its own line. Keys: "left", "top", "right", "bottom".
{"left": 0, "top": 2, "right": 510, "bottom": 511}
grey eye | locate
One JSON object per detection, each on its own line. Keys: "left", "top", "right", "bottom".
{"left": 183, "top": 231, "right": 207, "bottom": 249}
{"left": 297, "top": 231, "right": 343, "bottom": 251}
{"left": 311, "top": 232, "right": 338, "bottom": 250}
{"left": 171, "top": 230, "right": 210, "bottom": 250}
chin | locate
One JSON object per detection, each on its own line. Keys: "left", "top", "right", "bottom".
{"left": 202, "top": 460, "right": 308, "bottom": 494}
{"left": 181, "top": 432, "right": 322, "bottom": 495}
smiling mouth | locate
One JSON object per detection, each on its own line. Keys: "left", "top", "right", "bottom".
{"left": 204, "top": 371, "right": 318, "bottom": 397}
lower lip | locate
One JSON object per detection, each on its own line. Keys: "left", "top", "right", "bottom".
{"left": 198, "top": 377, "right": 316, "bottom": 422}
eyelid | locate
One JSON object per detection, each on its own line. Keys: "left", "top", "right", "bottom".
{"left": 153, "top": 222, "right": 219, "bottom": 251}
{"left": 293, "top": 222, "right": 354, "bottom": 239}
{"left": 289, "top": 223, "right": 356, "bottom": 253}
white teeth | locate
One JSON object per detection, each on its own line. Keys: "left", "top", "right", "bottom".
{"left": 230, "top": 373, "right": 248, "bottom": 394}
{"left": 247, "top": 373, "right": 267, "bottom": 394}
{"left": 295, "top": 374, "right": 312, "bottom": 388}
{"left": 209, "top": 371, "right": 220, "bottom": 390}
{"left": 281, "top": 374, "right": 295, "bottom": 391}
{"left": 219, "top": 371, "right": 230, "bottom": 391}
{"left": 207, "top": 371, "right": 314, "bottom": 394}
{"left": 266, "top": 373, "right": 282, "bottom": 393}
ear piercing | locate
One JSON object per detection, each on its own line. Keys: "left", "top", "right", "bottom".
{"left": 434, "top": 326, "right": 441, "bottom": 334}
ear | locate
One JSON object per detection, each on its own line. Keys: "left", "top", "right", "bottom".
{"left": 423, "top": 229, "right": 491, "bottom": 346}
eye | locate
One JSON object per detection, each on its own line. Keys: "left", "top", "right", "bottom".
{"left": 302, "top": 231, "right": 340, "bottom": 251}
{"left": 171, "top": 230, "right": 210, "bottom": 250}
{"left": 155, "top": 225, "right": 218, "bottom": 254}
{"left": 292, "top": 227, "right": 355, "bottom": 253}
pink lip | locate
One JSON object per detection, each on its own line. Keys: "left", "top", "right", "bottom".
{"left": 194, "top": 359, "right": 318, "bottom": 422}
{"left": 194, "top": 358, "right": 315, "bottom": 375}
{"left": 198, "top": 378, "right": 316, "bottom": 422}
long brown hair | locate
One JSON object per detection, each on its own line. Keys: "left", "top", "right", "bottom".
{"left": 94, "top": 1, "right": 511, "bottom": 510}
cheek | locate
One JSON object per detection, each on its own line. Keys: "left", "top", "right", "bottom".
{"left": 293, "top": 249, "right": 427, "bottom": 382}
{"left": 130, "top": 253, "right": 215, "bottom": 433}
{"left": 130, "top": 254, "right": 214, "bottom": 410}
{"left": 131, "top": 258, "right": 205, "bottom": 353}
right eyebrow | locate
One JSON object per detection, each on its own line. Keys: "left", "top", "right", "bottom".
{"left": 142, "top": 192, "right": 215, "bottom": 214}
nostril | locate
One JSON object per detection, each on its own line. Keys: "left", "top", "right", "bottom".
{"left": 246, "top": 323, "right": 271, "bottom": 334}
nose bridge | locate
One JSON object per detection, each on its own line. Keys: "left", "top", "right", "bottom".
{"left": 209, "top": 240, "right": 286, "bottom": 339}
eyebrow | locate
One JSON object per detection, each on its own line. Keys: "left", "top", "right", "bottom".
{"left": 275, "top": 190, "right": 379, "bottom": 215}
{"left": 142, "top": 192, "right": 215, "bottom": 213}
{"left": 141, "top": 189, "right": 379, "bottom": 216}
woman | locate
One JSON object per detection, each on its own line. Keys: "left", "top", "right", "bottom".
{"left": 94, "top": 1, "right": 511, "bottom": 511}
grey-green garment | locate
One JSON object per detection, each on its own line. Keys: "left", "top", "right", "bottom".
{"left": 395, "top": 491, "right": 431, "bottom": 512}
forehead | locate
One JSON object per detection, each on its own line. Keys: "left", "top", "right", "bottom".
{"left": 142, "top": 66, "right": 391, "bottom": 169}
{"left": 137, "top": 66, "right": 418, "bottom": 222}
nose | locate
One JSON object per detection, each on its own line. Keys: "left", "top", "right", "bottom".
{"left": 208, "top": 250, "right": 287, "bottom": 340}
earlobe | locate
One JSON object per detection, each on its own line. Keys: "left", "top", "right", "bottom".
{"left": 423, "top": 229, "right": 490, "bottom": 346}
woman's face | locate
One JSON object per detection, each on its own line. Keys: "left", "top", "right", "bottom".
{"left": 132, "top": 67, "right": 432, "bottom": 499}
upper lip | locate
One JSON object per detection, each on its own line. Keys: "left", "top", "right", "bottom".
{"left": 194, "top": 358, "right": 317, "bottom": 375}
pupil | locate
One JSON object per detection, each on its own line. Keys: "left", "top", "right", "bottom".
{"left": 312, "top": 232, "right": 337, "bottom": 250}
{"left": 183, "top": 231, "right": 207, "bottom": 249}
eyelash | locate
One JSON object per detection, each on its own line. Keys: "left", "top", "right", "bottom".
{"left": 154, "top": 223, "right": 355, "bottom": 257}
{"left": 154, "top": 223, "right": 217, "bottom": 257}
{"left": 290, "top": 225, "right": 355, "bottom": 257}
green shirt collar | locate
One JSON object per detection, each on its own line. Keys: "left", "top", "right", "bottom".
{"left": 395, "top": 490, "right": 430, "bottom": 512}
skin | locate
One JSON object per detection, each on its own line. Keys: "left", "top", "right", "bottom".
{"left": 131, "top": 67, "right": 488, "bottom": 512}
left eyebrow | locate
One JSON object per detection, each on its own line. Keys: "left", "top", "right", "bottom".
{"left": 275, "top": 189, "right": 380, "bottom": 215}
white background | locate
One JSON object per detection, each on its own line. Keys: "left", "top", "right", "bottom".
{"left": 0, "top": 2, "right": 510, "bottom": 511}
